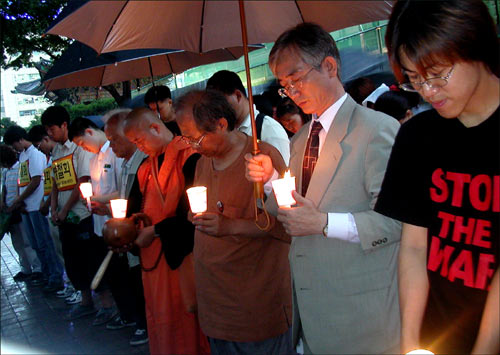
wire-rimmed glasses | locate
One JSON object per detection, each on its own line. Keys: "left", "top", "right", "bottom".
{"left": 278, "top": 66, "right": 315, "bottom": 98}
{"left": 400, "top": 66, "right": 455, "bottom": 92}
{"left": 182, "top": 134, "right": 205, "bottom": 149}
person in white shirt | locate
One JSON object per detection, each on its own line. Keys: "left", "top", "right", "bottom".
{"left": 68, "top": 117, "right": 124, "bottom": 326}
{"left": 41, "top": 106, "right": 104, "bottom": 322}
{"left": 206, "top": 70, "right": 290, "bottom": 165}
{"left": 3, "top": 126, "right": 64, "bottom": 292}
{"left": 0, "top": 144, "right": 41, "bottom": 281}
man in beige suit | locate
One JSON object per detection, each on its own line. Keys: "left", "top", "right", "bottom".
{"left": 246, "top": 23, "right": 401, "bottom": 354}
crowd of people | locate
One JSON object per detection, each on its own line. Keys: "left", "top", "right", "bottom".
{"left": 1, "top": 0, "right": 498, "bottom": 354}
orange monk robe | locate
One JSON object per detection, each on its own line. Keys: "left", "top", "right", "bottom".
{"left": 137, "top": 137, "right": 210, "bottom": 355}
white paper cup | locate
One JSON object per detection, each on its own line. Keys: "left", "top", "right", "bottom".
{"left": 186, "top": 186, "right": 207, "bottom": 214}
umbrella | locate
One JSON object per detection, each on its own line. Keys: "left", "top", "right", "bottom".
{"left": 43, "top": 41, "right": 262, "bottom": 91}
{"left": 46, "top": 1, "right": 393, "bottom": 54}
{"left": 46, "top": 0, "right": 393, "bottom": 205}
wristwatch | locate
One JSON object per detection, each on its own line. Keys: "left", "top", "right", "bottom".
{"left": 322, "top": 217, "right": 328, "bottom": 237}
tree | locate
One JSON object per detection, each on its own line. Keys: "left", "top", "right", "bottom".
{"left": 0, "top": 117, "right": 17, "bottom": 138}
{"left": 1, "top": 0, "right": 132, "bottom": 105}
{"left": 1, "top": 0, "right": 70, "bottom": 69}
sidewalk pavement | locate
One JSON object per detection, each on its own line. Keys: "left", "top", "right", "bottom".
{"left": 1, "top": 234, "right": 149, "bottom": 354}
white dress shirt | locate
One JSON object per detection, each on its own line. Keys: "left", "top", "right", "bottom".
{"left": 310, "top": 93, "right": 360, "bottom": 243}
{"left": 90, "top": 141, "right": 123, "bottom": 236}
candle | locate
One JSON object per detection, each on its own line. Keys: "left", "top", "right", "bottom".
{"left": 186, "top": 186, "right": 207, "bottom": 214}
{"left": 79, "top": 182, "right": 93, "bottom": 211}
{"left": 110, "top": 199, "right": 128, "bottom": 219}
{"left": 406, "top": 350, "right": 434, "bottom": 355}
{"left": 271, "top": 170, "right": 296, "bottom": 208}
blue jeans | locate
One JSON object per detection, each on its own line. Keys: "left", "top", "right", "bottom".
{"left": 22, "top": 211, "right": 63, "bottom": 284}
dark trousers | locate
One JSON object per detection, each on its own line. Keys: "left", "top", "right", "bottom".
{"left": 59, "top": 217, "right": 107, "bottom": 291}
{"left": 107, "top": 254, "right": 147, "bottom": 329}
{"left": 209, "top": 327, "right": 296, "bottom": 355}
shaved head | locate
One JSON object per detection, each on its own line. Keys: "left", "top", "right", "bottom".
{"left": 123, "top": 107, "right": 161, "bottom": 133}
{"left": 104, "top": 108, "right": 136, "bottom": 160}
{"left": 123, "top": 107, "right": 173, "bottom": 156}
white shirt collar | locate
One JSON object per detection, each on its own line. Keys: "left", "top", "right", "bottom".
{"left": 239, "top": 105, "right": 259, "bottom": 130}
{"left": 63, "top": 139, "right": 74, "bottom": 149}
{"left": 124, "top": 149, "right": 139, "bottom": 169}
{"left": 311, "top": 93, "right": 348, "bottom": 134}
{"left": 100, "top": 140, "right": 110, "bottom": 154}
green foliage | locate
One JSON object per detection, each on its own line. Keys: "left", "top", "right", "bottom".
{"left": 1, "top": 0, "right": 70, "bottom": 69}
{"left": 26, "top": 115, "right": 42, "bottom": 131}
{"left": 60, "top": 98, "right": 118, "bottom": 120}
{"left": 0, "top": 117, "right": 17, "bottom": 139}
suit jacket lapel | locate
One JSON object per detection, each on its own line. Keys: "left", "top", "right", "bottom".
{"left": 289, "top": 124, "right": 310, "bottom": 194}
{"left": 305, "top": 95, "right": 356, "bottom": 206}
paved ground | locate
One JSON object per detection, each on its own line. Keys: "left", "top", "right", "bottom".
{"left": 1, "top": 234, "right": 149, "bottom": 354}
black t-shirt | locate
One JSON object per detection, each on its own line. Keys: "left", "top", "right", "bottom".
{"left": 375, "top": 108, "right": 500, "bottom": 353}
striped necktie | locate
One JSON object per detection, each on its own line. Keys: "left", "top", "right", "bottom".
{"left": 301, "top": 121, "right": 323, "bottom": 196}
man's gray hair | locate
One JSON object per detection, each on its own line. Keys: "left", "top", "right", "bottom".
{"left": 269, "top": 22, "right": 341, "bottom": 80}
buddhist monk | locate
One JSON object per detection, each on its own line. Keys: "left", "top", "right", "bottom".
{"left": 123, "top": 108, "right": 209, "bottom": 355}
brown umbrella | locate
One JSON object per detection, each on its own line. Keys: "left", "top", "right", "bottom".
{"left": 46, "top": 1, "right": 392, "bottom": 54}
{"left": 43, "top": 41, "right": 262, "bottom": 90}
{"left": 46, "top": 0, "right": 393, "bottom": 205}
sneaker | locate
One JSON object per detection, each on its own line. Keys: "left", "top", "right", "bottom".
{"left": 13, "top": 272, "right": 32, "bottom": 281}
{"left": 43, "top": 282, "right": 65, "bottom": 294}
{"left": 106, "top": 315, "right": 136, "bottom": 330}
{"left": 56, "top": 285, "right": 75, "bottom": 298}
{"left": 92, "top": 307, "right": 118, "bottom": 326}
{"left": 65, "top": 291, "right": 82, "bottom": 305}
{"left": 129, "top": 328, "right": 149, "bottom": 346}
{"left": 64, "top": 304, "right": 97, "bottom": 320}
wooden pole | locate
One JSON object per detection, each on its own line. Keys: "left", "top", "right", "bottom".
{"left": 238, "top": 0, "right": 264, "bottom": 201}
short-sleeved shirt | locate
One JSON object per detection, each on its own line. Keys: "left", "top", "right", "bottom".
{"left": 18, "top": 144, "right": 46, "bottom": 212}
{"left": 375, "top": 108, "right": 499, "bottom": 353}
{"left": 193, "top": 135, "right": 291, "bottom": 342}
{"left": 52, "top": 140, "right": 94, "bottom": 220}
{"left": 90, "top": 141, "right": 123, "bottom": 236}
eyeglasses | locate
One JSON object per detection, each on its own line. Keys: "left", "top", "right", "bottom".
{"left": 278, "top": 66, "right": 315, "bottom": 98}
{"left": 400, "top": 66, "right": 455, "bottom": 92}
{"left": 182, "top": 134, "right": 205, "bottom": 148}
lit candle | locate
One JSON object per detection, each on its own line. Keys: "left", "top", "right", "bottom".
{"left": 110, "top": 199, "right": 128, "bottom": 219}
{"left": 271, "top": 170, "right": 296, "bottom": 208}
{"left": 406, "top": 350, "right": 434, "bottom": 355}
{"left": 186, "top": 186, "right": 207, "bottom": 214}
{"left": 79, "top": 182, "right": 93, "bottom": 211}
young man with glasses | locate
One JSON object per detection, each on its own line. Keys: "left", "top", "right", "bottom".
{"left": 375, "top": 0, "right": 499, "bottom": 353}
{"left": 245, "top": 22, "right": 401, "bottom": 354}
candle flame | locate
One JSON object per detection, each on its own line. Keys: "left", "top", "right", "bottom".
{"left": 284, "top": 170, "right": 292, "bottom": 179}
